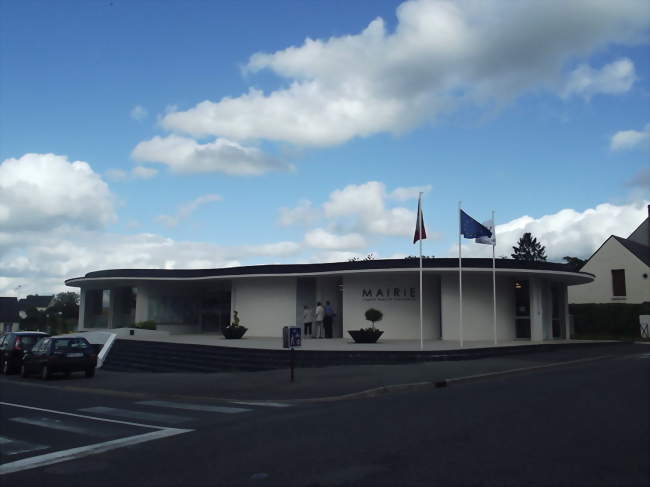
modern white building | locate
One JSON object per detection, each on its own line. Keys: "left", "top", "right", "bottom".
{"left": 66, "top": 258, "right": 593, "bottom": 342}
{"left": 569, "top": 206, "right": 649, "bottom": 305}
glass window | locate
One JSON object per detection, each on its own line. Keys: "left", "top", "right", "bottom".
{"left": 611, "top": 269, "right": 626, "bottom": 297}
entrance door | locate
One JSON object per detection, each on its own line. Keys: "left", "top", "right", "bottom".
{"left": 201, "top": 285, "right": 231, "bottom": 333}
{"left": 514, "top": 280, "right": 531, "bottom": 339}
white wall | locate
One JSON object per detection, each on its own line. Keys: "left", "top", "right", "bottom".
{"left": 441, "top": 273, "right": 516, "bottom": 341}
{"left": 569, "top": 238, "right": 650, "bottom": 304}
{"left": 342, "top": 273, "right": 440, "bottom": 340}
{"left": 231, "top": 277, "right": 297, "bottom": 336}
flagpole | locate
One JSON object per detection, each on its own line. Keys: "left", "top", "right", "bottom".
{"left": 492, "top": 210, "right": 497, "bottom": 346}
{"left": 458, "top": 201, "right": 463, "bottom": 348}
{"left": 419, "top": 192, "right": 424, "bottom": 351}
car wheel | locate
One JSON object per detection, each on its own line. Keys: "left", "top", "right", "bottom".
{"left": 85, "top": 367, "right": 95, "bottom": 378}
{"left": 2, "top": 360, "right": 10, "bottom": 375}
{"left": 41, "top": 365, "right": 51, "bottom": 380}
{"left": 20, "top": 364, "right": 29, "bottom": 378}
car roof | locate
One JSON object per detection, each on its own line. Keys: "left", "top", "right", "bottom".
{"left": 8, "top": 331, "right": 49, "bottom": 336}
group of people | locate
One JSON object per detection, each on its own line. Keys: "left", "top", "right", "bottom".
{"left": 302, "top": 301, "right": 336, "bottom": 338}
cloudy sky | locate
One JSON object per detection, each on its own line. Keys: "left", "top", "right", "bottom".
{"left": 1, "top": 0, "right": 649, "bottom": 297}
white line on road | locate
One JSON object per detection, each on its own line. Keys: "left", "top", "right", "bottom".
{"left": 136, "top": 400, "right": 252, "bottom": 414}
{"left": 230, "top": 401, "right": 291, "bottom": 408}
{"left": 0, "top": 436, "right": 49, "bottom": 456}
{"left": 78, "top": 407, "right": 192, "bottom": 425}
{"left": 10, "top": 417, "right": 115, "bottom": 437}
{"left": 0, "top": 402, "right": 193, "bottom": 476}
{"left": 0, "top": 428, "right": 191, "bottom": 475}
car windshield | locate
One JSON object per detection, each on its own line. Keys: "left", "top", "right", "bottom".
{"left": 53, "top": 338, "right": 90, "bottom": 351}
{"left": 17, "top": 336, "right": 40, "bottom": 348}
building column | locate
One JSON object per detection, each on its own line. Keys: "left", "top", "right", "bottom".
{"left": 530, "top": 278, "right": 544, "bottom": 341}
{"left": 78, "top": 288, "right": 87, "bottom": 330}
{"left": 135, "top": 286, "right": 149, "bottom": 324}
{"left": 108, "top": 289, "right": 116, "bottom": 329}
{"left": 562, "top": 283, "right": 570, "bottom": 339}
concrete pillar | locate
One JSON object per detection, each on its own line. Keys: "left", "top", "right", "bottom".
{"left": 135, "top": 286, "right": 149, "bottom": 323}
{"left": 78, "top": 288, "right": 86, "bottom": 330}
{"left": 562, "top": 283, "right": 570, "bottom": 339}
{"left": 530, "top": 278, "right": 544, "bottom": 341}
{"left": 108, "top": 289, "right": 116, "bottom": 329}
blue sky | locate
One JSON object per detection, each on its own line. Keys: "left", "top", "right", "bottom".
{"left": 1, "top": 0, "right": 649, "bottom": 296}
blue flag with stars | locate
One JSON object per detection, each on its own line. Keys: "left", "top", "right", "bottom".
{"left": 460, "top": 210, "right": 492, "bottom": 239}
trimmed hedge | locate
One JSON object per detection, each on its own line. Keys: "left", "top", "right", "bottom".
{"left": 570, "top": 302, "right": 650, "bottom": 339}
{"left": 133, "top": 320, "right": 156, "bottom": 330}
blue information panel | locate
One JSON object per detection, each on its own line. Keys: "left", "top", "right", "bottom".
{"left": 289, "top": 326, "right": 301, "bottom": 347}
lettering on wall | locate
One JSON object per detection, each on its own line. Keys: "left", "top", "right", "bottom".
{"left": 361, "top": 287, "right": 417, "bottom": 301}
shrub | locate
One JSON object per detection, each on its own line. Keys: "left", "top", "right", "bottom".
{"left": 570, "top": 303, "right": 650, "bottom": 339}
{"left": 364, "top": 308, "right": 383, "bottom": 328}
{"left": 133, "top": 320, "right": 156, "bottom": 330}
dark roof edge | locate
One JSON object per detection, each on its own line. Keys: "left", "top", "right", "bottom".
{"left": 66, "top": 258, "right": 592, "bottom": 283}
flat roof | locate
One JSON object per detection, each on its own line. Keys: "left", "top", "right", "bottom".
{"left": 65, "top": 258, "right": 594, "bottom": 287}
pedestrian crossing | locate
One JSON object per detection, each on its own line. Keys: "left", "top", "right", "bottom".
{"left": 0, "top": 398, "right": 291, "bottom": 474}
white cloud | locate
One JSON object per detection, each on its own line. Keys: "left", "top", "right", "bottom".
{"left": 132, "top": 135, "right": 293, "bottom": 175}
{"left": 106, "top": 166, "right": 158, "bottom": 182}
{"left": 160, "top": 0, "right": 649, "bottom": 146}
{"left": 156, "top": 194, "right": 222, "bottom": 228}
{"left": 130, "top": 105, "right": 148, "bottom": 121}
{"left": 0, "top": 153, "right": 115, "bottom": 231}
{"left": 0, "top": 227, "right": 303, "bottom": 296}
{"left": 610, "top": 123, "right": 650, "bottom": 151}
{"left": 451, "top": 201, "right": 650, "bottom": 261}
{"left": 278, "top": 199, "right": 321, "bottom": 226}
{"left": 388, "top": 185, "right": 432, "bottom": 201}
{"left": 626, "top": 168, "right": 650, "bottom": 189}
{"left": 304, "top": 228, "right": 367, "bottom": 250}
{"left": 562, "top": 58, "right": 636, "bottom": 99}
{"left": 323, "top": 181, "right": 418, "bottom": 237}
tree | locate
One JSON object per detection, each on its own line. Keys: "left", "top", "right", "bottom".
{"left": 511, "top": 233, "right": 547, "bottom": 262}
{"left": 49, "top": 292, "right": 80, "bottom": 319}
{"left": 364, "top": 308, "right": 383, "bottom": 328}
{"left": 563, "top": 256, "right": 586, "bottom": 270}
{"left": 348, "top": 253, "right": 376, "bottom": 262}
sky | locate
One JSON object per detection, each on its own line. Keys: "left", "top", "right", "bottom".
{"left": 1, "top": 0, "right": 649, "bottom": 297}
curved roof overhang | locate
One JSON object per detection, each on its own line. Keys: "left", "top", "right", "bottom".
{"left": 65, "top": 258, "right": 594, "bottom": 289}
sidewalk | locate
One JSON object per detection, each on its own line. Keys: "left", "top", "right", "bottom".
{"left": 51, "top": 342, "right": 642, "bottom": 403}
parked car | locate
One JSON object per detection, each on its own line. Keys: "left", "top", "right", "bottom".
{"left": 0, "top": 331, "right": 50, "bottom": 375}
{"left": 21, "top": 336, "right": 97, "bottom": 379}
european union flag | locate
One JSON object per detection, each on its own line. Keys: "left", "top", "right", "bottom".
{"left": 460, "top": 210, "right": 492, "bottom": 239}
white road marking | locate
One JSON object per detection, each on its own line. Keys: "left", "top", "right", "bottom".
{"left": 230, "top": 401, "right": 291, "bottom": 408}
{"left": 0, "top": 402, "right": 178, "bottom": 430}
{"left": 0, "top": 436, "right": 49, "bottom": 456}
{"left": 78, "top": 407, "right": 192, "bottom": 425}
{"left": 136, "top": 400, "right": 252, "bottom": 414}
{"left": 0, "top": 402, "right": 193, "bottom": 475}
{"left": 10, "top": 417, "right": 115, "bottom": 437}
{"left": 0, "top": 428, "right": 191, "bottom": 475}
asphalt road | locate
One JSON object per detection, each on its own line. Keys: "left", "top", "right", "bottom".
{"left": 1, "top": 350, "right": 648, "bottom": 486}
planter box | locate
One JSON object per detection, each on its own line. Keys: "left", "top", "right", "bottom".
{"left": 348, "top": 329, "right": 383, "bottom": 343}
{"left": 222, "top": 326, "right": 247, "bottom": 340}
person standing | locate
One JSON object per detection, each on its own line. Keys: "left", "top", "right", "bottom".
{"left": 302, "top": 304, "right": 314, "bottom": 338}
{"left": 314, "top": 301, "right": 325, "bottom": 338}
{"left": 324, "top": 301, "right": 336, "bottom": 338}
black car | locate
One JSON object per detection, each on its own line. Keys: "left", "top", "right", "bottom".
{"left": 0, "top": 331, "right": 50, "bottom": 375}
{"left": 21, "top": 336, "right": 97, "bottom": 379}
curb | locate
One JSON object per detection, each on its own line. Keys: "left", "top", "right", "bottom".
{"left": 291, "top": 353, "right": 617, "bottom": 403}
{"left": 1, "top": 353, "right": 618, "bottom": 405}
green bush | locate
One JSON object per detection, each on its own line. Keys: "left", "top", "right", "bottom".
{"left": 133, "top": 320, "right": 156, "bottom": 330}
{"left": 364, "top": 308, "right": 383, "bottom": 328}
{"left": 570, "top": 302, "right": 650, "bottom": 339}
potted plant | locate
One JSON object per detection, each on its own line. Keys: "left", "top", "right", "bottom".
{"left": 348, "top": 308, "right": 384, "bottom": 343}
{"left": 222, "top": 310, "right": 248, "bottom": 339}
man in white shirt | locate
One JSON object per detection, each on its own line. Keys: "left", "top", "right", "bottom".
{"left": 302, "top": 305, "right": 314, "bottom": 338}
